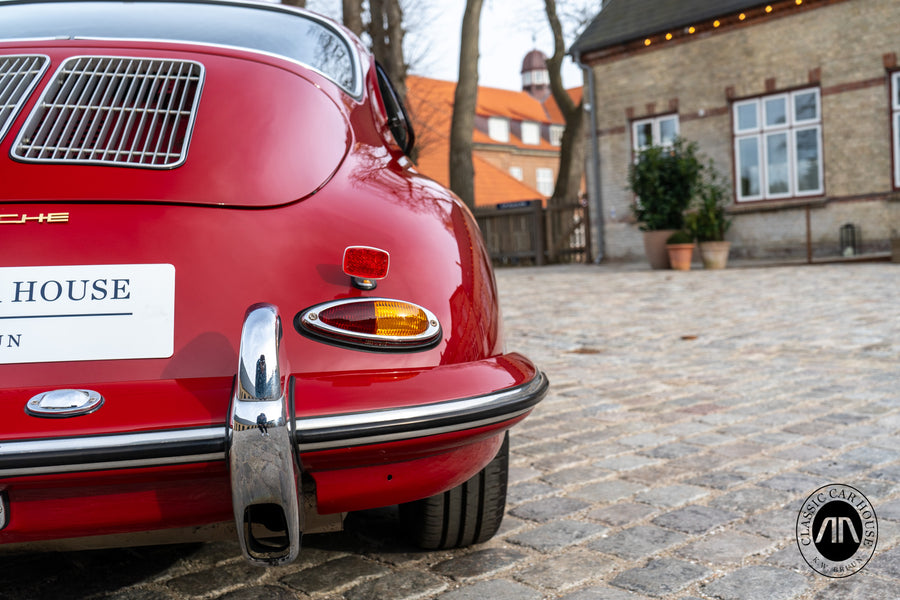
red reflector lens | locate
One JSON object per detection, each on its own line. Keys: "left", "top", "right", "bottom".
{"left": 343, "top": 246, "right": 390, "bottom": 280}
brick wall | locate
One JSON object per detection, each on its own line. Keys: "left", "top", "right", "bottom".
{"left": 586, "top": 0, "right": 900, "bottom": 262}
{"left": 474, "top": 146, "right": 559, "bottom": 195}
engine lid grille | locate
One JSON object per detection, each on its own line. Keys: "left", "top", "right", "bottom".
{"left": 13, "top": 56, "right": 204, "bottom": 168}
{"left": 0, "top": 54, "right": 49, "bottom": 142}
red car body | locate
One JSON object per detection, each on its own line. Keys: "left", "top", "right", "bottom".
{"left": 0, "top": 0, "right": 546, "bottom": 565}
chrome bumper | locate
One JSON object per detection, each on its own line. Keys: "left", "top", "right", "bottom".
{"left": 0, "top": 306, "right": 548, "bottom": 565}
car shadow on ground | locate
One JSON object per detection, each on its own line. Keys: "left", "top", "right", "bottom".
{"left": 0, "top": 508, "right": 421, "bottom": 599}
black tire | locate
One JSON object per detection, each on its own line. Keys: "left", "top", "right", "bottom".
{"left": 401, "top": 432, "right": 509, "bottom": 549}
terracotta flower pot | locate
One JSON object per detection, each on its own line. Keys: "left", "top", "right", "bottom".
{"left": 666, "top": 243, "right": 695, "bottom": 271}
{"left": 699, "top": 241, "right": 731, "bottom": 269}
{"left": 642, "top": 229, "right": 675, "bottom": 269}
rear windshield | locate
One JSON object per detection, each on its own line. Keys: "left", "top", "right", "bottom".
{"left": 0, "top": 0, "right": 359, "bottom": 94}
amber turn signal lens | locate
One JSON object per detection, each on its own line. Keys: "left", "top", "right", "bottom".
{"left": 299, "top": 298, "right": 441, "bottom": 350}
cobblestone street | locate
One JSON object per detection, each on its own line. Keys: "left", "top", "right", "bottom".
{"left": 5, "top": 263, "right": 900, "bottom": 599}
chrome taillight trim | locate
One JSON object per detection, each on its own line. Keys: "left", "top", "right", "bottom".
{"left": 0, "top": 54, "right": 49, "bottom": 142}
{"left": 12, "top": 56, "right": 204, "bottom": 169}
{"left": 298, "top": 298, "right": 442, "bottom": 349}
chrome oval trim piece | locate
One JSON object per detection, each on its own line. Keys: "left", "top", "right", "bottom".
{"left": 298, "top": 298, "right": 442, "bottom": 349}
{"left": 26, "top": 389, "right": 104, "bottom": 418}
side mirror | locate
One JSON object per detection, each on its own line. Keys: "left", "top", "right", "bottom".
{"left": 375, "top": 63, "right": 415, "bottom": 157}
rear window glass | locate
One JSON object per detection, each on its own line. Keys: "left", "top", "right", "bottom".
{"left": 0, "top": 1, "right": 358, "bottom": 94}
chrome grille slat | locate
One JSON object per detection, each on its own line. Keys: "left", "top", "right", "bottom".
{"left": 0, "top": 55, "right": 49, "bottom": 142}
{"left": 14, "top": 56, "right": 203, "bottom": 168}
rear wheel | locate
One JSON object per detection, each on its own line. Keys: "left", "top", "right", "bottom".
{"left": 401, "top": 432, "right": 509, "bottom": 549}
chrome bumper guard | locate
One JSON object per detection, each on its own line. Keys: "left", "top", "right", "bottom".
{"left": 226, "top": 304, "right": 303, "bottom": 566}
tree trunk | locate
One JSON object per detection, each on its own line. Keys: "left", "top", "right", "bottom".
{"left": 449, "top": 0, "right": 483, "bottom": 210}
{"left": 544, "top": 0, "right": 587, "bottom": 261}
{"left": 544, "top": 0, "right": 585, "bottom": 209}
{"left": 368, "top": 0, "right": 407, "bottom": 104}
{"left": 342, "top": 0, "right": 364, "bottom": 37}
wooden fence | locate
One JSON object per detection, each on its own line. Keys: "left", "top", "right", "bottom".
{"left": 474, "top": 200, "right": 591, "bottom": 265}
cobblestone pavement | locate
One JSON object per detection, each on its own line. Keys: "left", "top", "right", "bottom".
{"left": 5, "top": 263, "right": 900, "bottom": 599}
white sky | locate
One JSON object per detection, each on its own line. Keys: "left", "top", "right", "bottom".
{"left": 305, "top": 0, "right": 586, "bottom": 91}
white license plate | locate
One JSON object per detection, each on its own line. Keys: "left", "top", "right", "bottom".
{"left": 0, "top": 264, "right": 175, "bottom": 364}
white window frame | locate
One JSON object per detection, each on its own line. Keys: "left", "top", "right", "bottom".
{"left": 632, "top": 114, "right": 679, "bottom": 152}
{"left": 536, "top": 167, "right": 554, "bottom": 196}
{"left": 523, "top": 69, "right": 549, "bottom": 87}
{"left": 732, "top": 87, "right": 823, "bottom": 202}
{"left": 487, "top": 117, "right": 509, "bottom": 143}
{"left": 509, "top": 166, "right": 523, "bottom": 181}
{"left": 892, "top": 72, "right": 900, "bottom": 188}
{"left": 549, "top": 124, "right": 564, "bottom": 146}
{"left": 521, "top": 121, "right": 540, "bottom": 145}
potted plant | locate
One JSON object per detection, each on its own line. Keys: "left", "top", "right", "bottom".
{"left": 687, "top": 162, "right": 732, "bottom": 269}
{"left": 628, "top": 138, "right": 703, "bottom": 269}
{"left": 665, "top": 230, "right": 695, "bottom": 271}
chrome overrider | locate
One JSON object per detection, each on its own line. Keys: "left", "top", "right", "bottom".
{"left": 226, "top": 303, "right": 303, "bottom": 566}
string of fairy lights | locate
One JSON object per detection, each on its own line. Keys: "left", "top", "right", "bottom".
{"left": 638, "top": 0, "right": 812, "bottom": 49}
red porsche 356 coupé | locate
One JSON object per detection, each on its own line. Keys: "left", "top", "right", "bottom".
{"left": 0, "top": 0, "right": 546, "bottom": 565}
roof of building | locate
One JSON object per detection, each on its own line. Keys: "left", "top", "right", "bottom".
{"left": 406, "top": 75, "right": 548, "bottom": 206}
{"left": 521, "top": 49, "right": 548, "bottom": 74}
{"left": 542, "top": 87, "right": 582, "bottom": 124}
{"left": 571, "top": 0, "right": 775, "bottom": 55}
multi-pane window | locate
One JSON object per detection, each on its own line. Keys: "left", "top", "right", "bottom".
{"left": 509, "top": 166, "right": 523, "bottom": 181}
{"left": 632, "top": 114, "right": 678, "bottom": 152}
{"left": 536, "top": 167, "right": 554, "bottom": 196}
{"left": 521, "top": 121, "right": 540, "bottom": 145}
{"left": 550, "top": 125, "right": 564, "bottom": 146}
{"left": 892, "top": 73, "right": 900, "bottom": 188}
{"left": 733, "top": 88, "right": 823, "bottom": 201}
{"left": 487, "top": 117, "right": 509, "bottom": 142}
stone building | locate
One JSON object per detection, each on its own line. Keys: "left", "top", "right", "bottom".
{"left": 572, "top": 0, "right": 900, "bottom": 262}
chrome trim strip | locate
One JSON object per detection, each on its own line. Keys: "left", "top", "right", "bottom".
{"left": 0, "top": 371, "right": 548, "bottom": 476}
{"left": 0, "top": 453, "right": 224, "bottom": 478}
{"left": 0, "top": 427, "right": 224, "bottom": 476}
{"left": 294, "top": 372, "right": 548, "bottom": 451}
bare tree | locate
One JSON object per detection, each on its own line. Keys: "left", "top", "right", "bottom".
{"left": 448, "top": 0, "right": 483, "bottom": 210}
{"left": 281, "top": 0, "right": 306, "bottom": 8}
{"left": 342, "top": 0, "right": 364, "bottom": 37}
{"left": 369, "top": 0, "right": 407, "bottom": 102}
{"left": 544, "top": 0, "right": 585, "bottom": 209}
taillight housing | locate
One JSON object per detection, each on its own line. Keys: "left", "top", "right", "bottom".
{"left": 297, "top": 298, "right": 441, "bottom": 350}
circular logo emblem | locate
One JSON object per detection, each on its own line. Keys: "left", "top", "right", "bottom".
{"left": 797, "top": 484, "right": 877, "bottom": 577}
